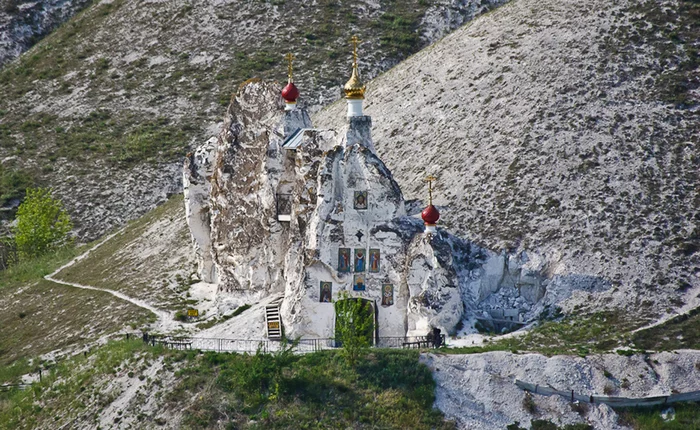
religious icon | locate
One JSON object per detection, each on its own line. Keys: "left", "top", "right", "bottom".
{"left": 338, "top": 248, "right": 351, "bottom": 272}
{"left": 354, "top": 248, "right": 366, "bottom": 272}
{"left": 369, "top": 248, "right": 380, "bottom": 273}
{"left": 353, "top": 274, "right": 366, "bottom": 291}
{"left": 320, "top": 282, "right": 332, "bottom": 303}
{"left": 382, "top": 284, "right": 394, "bottom": 306}
{"left": 354, "top": 191, "right": 368, "bottom": 210}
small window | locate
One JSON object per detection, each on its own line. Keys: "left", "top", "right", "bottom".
{"left": 276, "top": 193, "right": 292, "bottom": 222}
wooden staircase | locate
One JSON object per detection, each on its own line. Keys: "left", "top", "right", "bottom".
{"left": 265, "top": 296, "right": 284, "bottom": 339}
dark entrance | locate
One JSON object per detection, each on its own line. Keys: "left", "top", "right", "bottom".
{"left": 334, "top": 298, "right": 376, "bottom": 347}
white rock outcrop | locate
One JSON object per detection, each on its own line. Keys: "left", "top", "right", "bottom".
{"left": 424, "top": 350, "right": 700, "bottom": 430}
{"left": 185, "top": 80, "right": 509, "bottom": 338}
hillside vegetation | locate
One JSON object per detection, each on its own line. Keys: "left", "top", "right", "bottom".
{"left": 0, "top": 0, "right": 506, "bottom": 239}
{"left": 0, "top": 339, "right": 454, "bottom": 429}
{"left": 316, "top": 0, "right": 700, "bottom": 318}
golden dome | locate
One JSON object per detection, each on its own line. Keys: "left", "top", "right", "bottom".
{"left": 344, "top": 66, "right": 365, "bottom": 99}
{"left": 343, "top": 35, "right": 365, "bottom": 100}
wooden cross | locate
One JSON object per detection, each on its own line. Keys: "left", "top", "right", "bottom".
{"left": 351, "top": 35, "right": 360, "bottom": 67}
{"left": 425, "top": 175, "right": 437, "bottom": 205}
{"left": 285, "top": 52, "right": 295, "bottom": 81}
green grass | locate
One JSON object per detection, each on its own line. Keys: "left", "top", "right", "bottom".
{"left": 631, "top": 306, "right": 700, "bottom": 351}
{"left": 0, "top": 238, "right": 155, "bottom": 365}
{"left": 160, "top": 346, "right": 454, "bottom": 429}
{"left": 52, "top": 194, "right": 194, "bottom": 311}
{"left": 0, "top": 245, "right": 81, "bottom": 290}
{"left": 0, "top": 0, "right": 449, "bottom": 205}
{"left": 619, "top": 402, "right": 700, "bottom": 430}
{"left": 0, "top": 359, "right": 32, "bottom": 385}
{"left": 0, "top": 340, "right": 455, "bottom": 429}
{"left": 0, "top": 339, "right": 161, "bottom": 429}
{"left": 0, "top": 279, "right": 155, "bottom": 365}
{"left": 444, "top": 311, "right": 649, "bottom": 357}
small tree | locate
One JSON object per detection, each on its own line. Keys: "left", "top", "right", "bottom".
{"left": 335, "top": 291, "right": 374, "bottom": 367}
{"left": 13, "top": 188, "right": 72, "bottom": 260}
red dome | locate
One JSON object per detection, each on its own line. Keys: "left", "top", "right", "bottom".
{"left": 421, "top": 204, "right": 440, "bottom": 225}
{"left": 281, "top": 82, "right": 299, "bottom": 103}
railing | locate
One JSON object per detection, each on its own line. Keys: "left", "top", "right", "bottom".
{"left": 515, "top": 379, "right": 700, "bottom": 408}
{"left": 146, "top": 335, "right": 445, "bottom": 354}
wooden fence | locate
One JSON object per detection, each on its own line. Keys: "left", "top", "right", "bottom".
{"left": 515, "top": 379, "right": 700, "bottom": 408}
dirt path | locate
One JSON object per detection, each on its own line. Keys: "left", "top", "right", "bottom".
{"left": 45, "top": 230, "right": 184, "bottom": 333}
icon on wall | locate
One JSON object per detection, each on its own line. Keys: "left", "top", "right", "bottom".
{"left": 368, "top": 248, "right": 380, "bottom": 273}
{"left": 381, "top": 284, "right": 394, "bottom": 306}
{"left": 353, "top": 274, "right": 366, "bottom": 291}
{"left": 320, "top": 281, "right": 332, "bottom": 303}
{"left": 354, "top": 191, "right": 368, "bottom": 210}
{"left": 338, "top": 248, "right": 351, "bottom": 272}
{"left": 354, "top": 248, "right": 366, "bottom": 272}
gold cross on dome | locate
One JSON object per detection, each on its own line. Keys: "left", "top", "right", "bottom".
{"left": 351, "top": 35, "right": 361, "bottom": 67}
{"left": 285, "top": 52, "right": 295, "bottom": 81}
{"left": 425, "top": 175, "right": 437, "bottom": 205}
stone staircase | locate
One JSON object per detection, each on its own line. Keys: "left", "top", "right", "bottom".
{"left": 265, "top": 296, "right": 284, "bottom": 339}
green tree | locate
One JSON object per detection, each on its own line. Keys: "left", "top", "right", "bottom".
{"left": 335, "top": 291, "right": 374, "bottom": 367}
{"left": 13, "top": 188, "right": 72, "bottom": 260}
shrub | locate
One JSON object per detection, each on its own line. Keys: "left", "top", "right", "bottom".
{"left": 13, "top": 188, "right": 72, "bottom": 260}
{"left": 334, "top": 291, "right": 374, "bottom": 367}
{"left": 531, "top": 420, "right": 558, "bottom": 430}
{"left": 523, "top": 392, "right": 537, "bottom": 414}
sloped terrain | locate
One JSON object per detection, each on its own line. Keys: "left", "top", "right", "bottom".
{"left": 52, "top": 195, "right": 198, "bottom": 312}
{"left": 0, "top": 0, "right": 92, "bottom": 66}
{"left": 0, "top": 279, "right": 154, "bottom": 365}
{"left": 0, "top": 0, "right": 507, "bottom": 239}
{"left": 316, "top": 0, "right": 700, "bottom": 317}
{"left": 0, "top": 340, "right": 453, "bottom": 430}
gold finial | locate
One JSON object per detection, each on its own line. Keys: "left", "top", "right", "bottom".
{"left": 344, "top": 35, "right": 366, "bottom": 99}
{"left": 285, "top": 52, "right": 295, "bottom": 83}
{"left": 425, "top": 175, "right": 437, "bottom": 205}
{"left": 351, "top": 35, "right": 360, "bottom": 68}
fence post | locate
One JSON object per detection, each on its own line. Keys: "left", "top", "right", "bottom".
{"left": 571, "top": 390, "right": 574, "bottom": 402}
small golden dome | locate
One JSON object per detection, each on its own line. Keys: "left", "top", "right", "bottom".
{"left": 343, "top": 35, "right": 365, "bottom": 100}
{"left": 344, "top": 65, "right": 365, "bottom": 99}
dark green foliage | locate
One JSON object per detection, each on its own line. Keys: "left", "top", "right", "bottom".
{"left": 619, "top": 402, "right": 700, "bottom": 430}
{"left": 334, "top": 292, "right": 374, "bottom": 366}
{"left": 531, "top": 420, "right": 558, "bottom": 430}
{"left": 173, "top": 347, "right": 454, "bottom": 429}
{"left": 230, "top": 303, "right": 251, "bottom": 317}
{"left": 523, "top": 392, "right": 537, "bottom": 414}
{"left": 13, "top": 188, "right": 72, "bottom": 260}
{"left": 0, "top": 165, "right": 35, "bottom": 208}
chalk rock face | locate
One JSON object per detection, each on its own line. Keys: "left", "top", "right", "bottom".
{"left": 187, "top": 80, "right": 495, "bottom": 337}
{"left": 208, "top": 81, "right": 313, "bottom": 298}
{"left": 183, "top": 137, "right": 217, "bottom": 283}
{"left": 187, "top": 80, "right": 612, "bottom": 338}
{"left": 0, "top": 0, "right": 92, "bottom": 66}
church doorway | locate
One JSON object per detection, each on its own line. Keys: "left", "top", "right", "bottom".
{"left": 334, "top": 298, "right": 377, "bottom": 347}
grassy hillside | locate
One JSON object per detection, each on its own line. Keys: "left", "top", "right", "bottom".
{"left": 52, "top": 194, "right": 197, "bottom": 312}
{"left": 0, "top": 0, "right": 506, "bottom": 239}
{"left": 0, "top": 246, "right": 155, "bottom": 365}
{"left": 0, "top": 339, "right": 454, "bottom": 429}
{"left": 316, "top": 0, "right": 699, "bottom": 318}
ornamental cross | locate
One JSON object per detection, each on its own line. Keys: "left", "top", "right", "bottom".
{"left": 425, "top": 175, "right": 437, "bottom": 205}
{"left": 351, "top": 35, "right": 360, "bottom": 68}
{"left": 355, "top": 230, "right": 364, "bottom": 241}
{"left": 285, "top": 52, "right": 295, "bottom": 81}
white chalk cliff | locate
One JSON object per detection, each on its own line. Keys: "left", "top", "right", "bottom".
{"left": 183, "top": 76, "right": 579, "bottom": 339}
